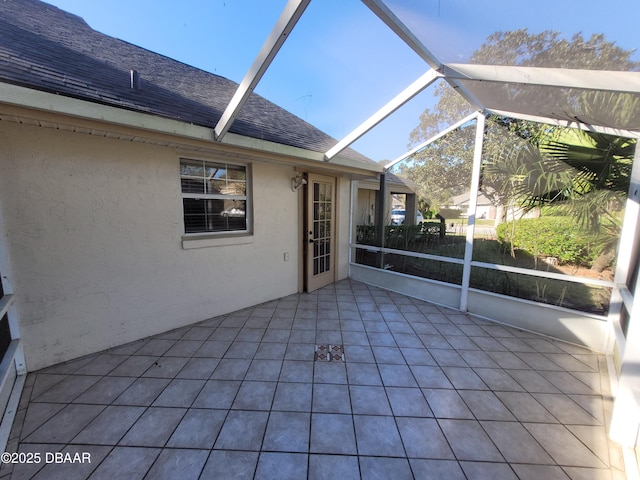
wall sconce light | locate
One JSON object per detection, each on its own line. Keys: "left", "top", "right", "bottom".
{"left": 291, "top": 172, "right": 307, "bottom": 192}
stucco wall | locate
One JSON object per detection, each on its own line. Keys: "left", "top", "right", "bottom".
{"left": 356, "top": 189, "right": 375, "bottom": 225}
{"left": 0, "top": 122, "right": 302, "bottom": 370}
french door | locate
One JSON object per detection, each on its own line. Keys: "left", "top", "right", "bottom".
{"left": 305, "top": 173, "right": 336, "bottom": 292}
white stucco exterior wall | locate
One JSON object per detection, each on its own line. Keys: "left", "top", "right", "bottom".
{"left": 0, "top": 121, "right": 303, "bottom": 370}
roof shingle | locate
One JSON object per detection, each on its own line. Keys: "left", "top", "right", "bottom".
{"left": 0, "top": 0, "right": 374, "bottom": 164}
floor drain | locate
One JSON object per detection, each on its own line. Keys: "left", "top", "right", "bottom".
{"left": 315, "top": 344, "right": 344, "bottom": 362}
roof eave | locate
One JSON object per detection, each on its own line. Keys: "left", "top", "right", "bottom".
{"left": 0, "top": 81, "right": 383, "bottom": 173}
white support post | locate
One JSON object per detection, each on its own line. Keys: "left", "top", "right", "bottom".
{"left": 610, "top": 142, "right": 640, "bottom": 447}
{"left": 610, "top": 270, "right": 640, "bottom": 447}
{"left": 214, "top": 0, "right": 311, "bottom": 140}
{"left": 349, "top": 179, "right": 357, "bottom": 267}
{"left": 0, "top": 200, "right": 18, "bottom": 343}
{"left": 442, "top": 64, "right": 640, "bottom": 94}
{"left": 607, "top": 141, "right": 640, "bottom": 353}
{"left": 324, "top": 69, "right": 442, "bottom": 161}
{"left": 486, "top": 109, "right": 640, "bottom": 140}
{"left": 0, "top": 190, "right": 25, "bottom": 453}
{"left": 459, "top": 113, "right": 485, "bottom": 311}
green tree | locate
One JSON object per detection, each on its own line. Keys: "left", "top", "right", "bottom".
{"left": 409, "top": 29, "right": 640, "bottom": 143}
{"left": 397, "top": 29, "right": 639, "bottom": 270}
{"left": 536, "top": 128, "right": 634, "bottom": 271}
{"left": 482, "top": 124, "right": 635, "bottom": 268}
{"left": 394, "top": 123, "right": 476, "bottom": 213}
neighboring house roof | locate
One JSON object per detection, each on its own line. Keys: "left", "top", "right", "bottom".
{"left": 449, "top": 190, "right": 493, "bottom": 207}
{"left": 386, "top": 171, "right": 418, "bottom": 193}
{"left": 0, "top": 0, "right": 374, "bottom": 165}
{"left": 357, "top": 171, "right": 418, "bottom": 194}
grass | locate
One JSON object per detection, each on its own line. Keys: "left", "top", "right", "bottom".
{"left": 469, "top": 240, "right": 609, "bottom": 314}
{"left": 356, "top": 225, "right": 609, "bottom": 315}
{"left": 443, "top": 218, "right": 495, "bottom": 227}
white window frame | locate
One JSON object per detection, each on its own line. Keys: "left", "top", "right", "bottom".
{"left": 180, "top": 157, "right": 252, "bottom": 237}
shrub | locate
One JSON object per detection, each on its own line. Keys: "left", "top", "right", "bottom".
{"left": 496, "top": 216, "right": 602, "bottom": 265}
{"left": 355, "top": 223, "right": 445, "bottom": 250}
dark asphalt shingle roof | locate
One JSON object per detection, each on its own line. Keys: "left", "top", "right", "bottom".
{"left": 0, "top": 0, "right": 374, "bottom": 165}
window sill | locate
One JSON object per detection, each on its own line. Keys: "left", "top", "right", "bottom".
{"left": 181, "top": 233, "right": 254, "bottom": 250}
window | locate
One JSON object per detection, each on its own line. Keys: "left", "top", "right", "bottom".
{"left": 180, "top": 158, "right": 249, "bottom": 234}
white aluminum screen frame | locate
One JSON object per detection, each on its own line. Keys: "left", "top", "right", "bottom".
{"left": 351, "top": 108, "right": 627, "bottom": 327}
{"left": 214, "top": 0, "right": 311, "bottom": 141}
{"left": 0, "top": 211, "right": 26, "bottom": 453}
{"left": 609, "top": 141, "right": 640, "bottom": 447}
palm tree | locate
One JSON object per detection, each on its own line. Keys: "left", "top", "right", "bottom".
{"left": 538, "top": 128, "right": 634, "bottom": 271}
{"left": 482, "top": 115, "right": 635, "bottom": 271}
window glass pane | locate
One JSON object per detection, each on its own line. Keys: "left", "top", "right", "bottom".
{"left": 209, "top": 165, "right": 226, "bottom": 179}
{"left": 225, "top": 181, "right": 246, "bottom": 196}
{"left": 181, "top": 159, "right": 248, "bottom": 234}
{"left": 206, "top": 178, "right": 227, "bottom": 194}
{"left": 183, "top": 198, "right": 246, "bottom": 233}
{"left": 181, "top": 177, "right": 205, "bottom": 194}
{"left": 227, "top": 165, "right": 246, "bottom": 181}
{"left": 183, "top": 198, "right": 207, "bottom": 233}
{"left": 220, "top": 200, "right": 247, "bottom": 230}
{"left": 180, "top": 159, "right": 204, "bottom": 177}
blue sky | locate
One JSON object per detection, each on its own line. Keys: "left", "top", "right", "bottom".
{"left": 43, "top": 0, "right": 639, "bottom": 162}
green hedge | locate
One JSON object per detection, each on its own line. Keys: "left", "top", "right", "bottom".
{"left": 496, "top": 216, "right": 601, "bottom": 265}
{"left": 356, "top": 222, "right": 445, "bottom": 248}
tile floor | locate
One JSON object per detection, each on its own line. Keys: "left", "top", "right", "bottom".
{"left": 0, "top": 279, "right": 626, "bottom": 479}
